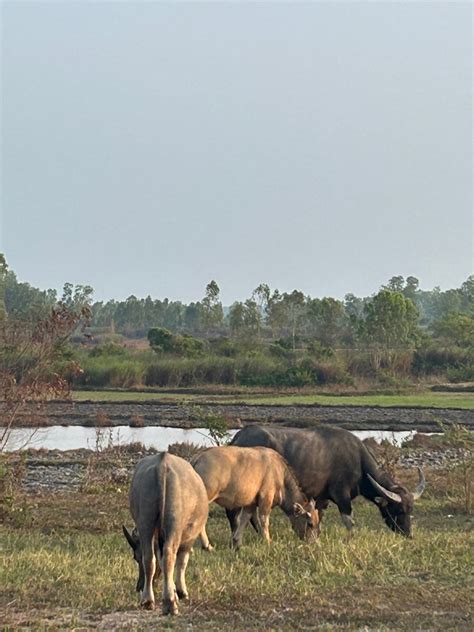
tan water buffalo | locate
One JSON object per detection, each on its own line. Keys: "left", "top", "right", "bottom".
{"left": 192, "top": 445, "right": 319, "bottom": 548}
{"left": 123, "top": 452, "right": 208, "bottom": 615}
{"left": 231, "top": 425, "right": 426, "bottom": 537}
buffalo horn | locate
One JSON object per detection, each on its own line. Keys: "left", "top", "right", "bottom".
{"left": 367, "top": 474, "right": 402, "bottom": 504}
{"left": 412, "top": 467, "right": 426, "bottom": 500}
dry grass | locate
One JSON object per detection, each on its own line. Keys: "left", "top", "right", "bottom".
{"left": 1, "top": 463, "right": 473, "bottom": 630}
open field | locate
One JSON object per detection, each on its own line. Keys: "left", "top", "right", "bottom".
{"left": 1, "top": 463, "right": 473, "bottom": 631}
{"left": 71, "top": 389, "right": 474, "bottom": 410}
{"left": 11, "top": 399, "right": 474, "bottom": 433}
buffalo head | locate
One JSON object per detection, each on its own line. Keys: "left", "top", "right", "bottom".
{"left": 289, "top": 499, "right": 320, "bottom": 541}
{"left": 368, "top": 467, "right": 425, "bottom": 537}
{"left": 122, "top": 525, "right": 145, "bottom": 592}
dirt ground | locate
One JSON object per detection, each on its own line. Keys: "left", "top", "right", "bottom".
{"left": 10, "top": 399, "right": 474, "bottom": 431}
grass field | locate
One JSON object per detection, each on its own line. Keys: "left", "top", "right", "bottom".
{"left": 71, "top": 389, "right": 474, "bottom": 409}
{"left": 1, "top": 466, "right": 473, "bottom": 630}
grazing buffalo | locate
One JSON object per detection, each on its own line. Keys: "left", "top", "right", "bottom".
{"left": 192, "top": 445, "right": 319, "bottom": 548}
{"left": 230, "top": 425, "right": 425, "bottom": 537}
{"left": 123, "top": 452, "right": 208, "bottom": 615}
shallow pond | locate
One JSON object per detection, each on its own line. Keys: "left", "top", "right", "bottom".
{"left": 4, "top": 426, "right": 423, "bottom": 452}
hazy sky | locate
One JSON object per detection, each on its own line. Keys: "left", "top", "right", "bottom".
{"left": 1, "top": 1, "right": 472, "bottom": 304}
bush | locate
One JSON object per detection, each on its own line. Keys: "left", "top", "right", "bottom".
{"left": 412, "top": 346, "right": 472, "bottom": 376}
{"left": 296, "top": 357, "right": 352, "bottom": 386}
{"left": 236, "top": 355, "right": 284, "bottom": 386}
{"left": 446, "top": 365, "right": 474, "bottom": 383}
{"left": 145, "top": 356, "right": 237, "bottom": 387}
{"left": 89, "top": 342, "right": 127, "bottom": 358}
{"left": 168, "top": 441, "right": 203, "bottom": 461}
{"left": 74, "top": 357, "right": 145, "bottom": 388}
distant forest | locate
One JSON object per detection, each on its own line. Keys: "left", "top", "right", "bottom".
{"left": 2, "top": 254, "right": 473, "bottom": 388}
{"left": 2, "top": 259, "right": 473, "bottom": 341}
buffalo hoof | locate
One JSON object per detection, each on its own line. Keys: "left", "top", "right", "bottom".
{"left": 162, "top": 598, "right": 179, "bottom": 616}
{"left": 176, "top": 589, "right": 189, "bottom": 601}
{"left": 140, "top": 599, "right": 155, "bottom": 610}
{"left": 202, "top": 543, "right": 214, "bottom": 552}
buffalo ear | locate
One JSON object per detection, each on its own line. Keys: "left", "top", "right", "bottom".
{"left": 293, "top": 503, "right": 305, "bottom": 515}
{"left": 374, "top": 497, "right": 388, "bottom": 508}
{"left": 122, "top": 525, "right": 136, "bottom": 550}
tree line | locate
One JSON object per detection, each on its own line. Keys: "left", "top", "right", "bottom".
{"left": 1, "top": 255, "right": 473, "bottom": 387}
{"left": 2, "top": 255, "right": 473, "bottom": 348}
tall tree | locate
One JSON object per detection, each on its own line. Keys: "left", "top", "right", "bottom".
{"left": 281, "top": 290, "right": 307, "bottom": 350}
{"left": 307, "top": 297, "right": 346, "bottom": 348}
{"left": 201, "top": 280, "right": 224, "bottom": 334}
{"left": 360, "top": 289, "right": 420, "bottom": 352}
{"left": 0, "top": 254, "right": 7, "bottom": 321}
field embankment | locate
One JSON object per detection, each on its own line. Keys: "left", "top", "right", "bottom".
{"left": 9, "top": 397, "right": 474, "bottom": 432}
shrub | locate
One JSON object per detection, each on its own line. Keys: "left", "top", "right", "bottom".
{"left": 74, "top": 357, "right": 145, "bottom": 388}
{"left": 296, "top": 357, "right": 353, "bottom": 386}
{"left": 412, "top": 346, "right": 472, "bottom": 376}
{"left": 438, "top": 422, "right": 473, "bottom": 513}
{"left": 168, "top": 441, "right": 203, "bottom": 461}
{"left": 446, "top": 365, "right": 474, "bottom": 383}
{"left": 89, "top": 342, "right": 127, "bottom": 358}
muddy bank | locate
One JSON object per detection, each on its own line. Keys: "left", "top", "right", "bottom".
{"left": 8, "top": 400, "right": 474, "bottom": 432}
{"left": 16, "top": 439, "right": 466, "bottom": 495}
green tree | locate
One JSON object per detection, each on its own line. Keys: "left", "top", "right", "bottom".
{"left": 183, "top": 302, "right": 203, "bottom": 334}
{"left": 228, "top": 302, "right": 245, "bottom": 337}
{"left": 266, "top": 290, "right": 286, "bottom": 338}
{"left": 0, "top": 254, "right": 7, "bottom": 321}
{"left": 384, "top": 276, "right": 405, "bottom": 293}
{"left": 404, "top": 276, "right": 420, "bottom": 301}
{"left": 361, "top": 290, "right": 420, "bottom": 348}
{"left": 147, "top": 327, "right": 174, "bottom": 353}
{"left": 201, "top": 281, "right": 224, "bottom": 334}
{"left": 251, "top": 283, "right": 270, "bottom": 339}
{"left": 307, "top": 297, "right": 346, "bottom": 347}
{"left": 431, "top": 313, "right": 474, "bottom": 348}
{"left": 281, "top": 290, "right": 307, "bottom": 350}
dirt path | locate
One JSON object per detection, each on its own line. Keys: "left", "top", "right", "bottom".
{"left": 11, "top": 400, "right": 474, "bottom": 432}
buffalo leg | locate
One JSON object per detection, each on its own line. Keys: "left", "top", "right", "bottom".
{"left": 226, "top": 508, "right": 241, "bottom": 533}
{"left": 257, "top": 497, "right": 273, "bottom": 543}
{"left": 231, "top": 507, "right": 254, "bottom": 549}
{"left": 227, "top": 507, "right": 260, "bottom": 537}
{"left": 140, "top": 529, "right": 157, "bottom": 609}
{"left": 161, "top": 543, "right": 179, "bottom": 615}
{"left": 175, "top": 548, "right": 191, "bottom": 601}
{"left": 316, "top": 499, "right": 329, "bottom": 529}
{"left": 334, "top": 496, "right": 355, "bottom": 533}
{"left": 199, "top": 527, "right": 214, "bottom": 552}
{"left": 250, "top": 507, "right": 261, "bottom": 533}
{"left": 259, "top": 512, "right": 271, "bottom": 543}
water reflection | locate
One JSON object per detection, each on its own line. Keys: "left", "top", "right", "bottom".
{"left": 4, "top": 426, "right": 419, "bottom": 451}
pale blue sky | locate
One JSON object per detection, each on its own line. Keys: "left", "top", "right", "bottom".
{"left": 1, "top": 1, "right": 472, "bottom": 303}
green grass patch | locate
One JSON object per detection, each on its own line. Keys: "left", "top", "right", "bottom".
{"left": 241, "top": 392, "right": 474, "bottom": 409}
{"left": 71, "top": 389, "right": 474, "bottom": 409}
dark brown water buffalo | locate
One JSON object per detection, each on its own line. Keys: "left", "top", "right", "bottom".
{"left": 192, "top": 445, "right": 319, "bottom": 548}
{"left": 230, "top": 424, "right": 425, "bottom": 537}
{"left": 123, "top": 452, "right": 208, "bottom": 614}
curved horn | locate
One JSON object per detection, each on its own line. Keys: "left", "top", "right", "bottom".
{"left": 367, "top": 474, "right": 402, "bottom": 504}
{"left": 412, "top": 467, "right": 426, "bottom": 500}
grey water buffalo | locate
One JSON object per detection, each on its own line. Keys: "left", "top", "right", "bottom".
{"left": 122, "top": 452, "right": 208, "bottom": 615}
{"left": 230, "top": 425, "right": 425, "bottom": 537}
{"left": 192, "top": 445, "right": 319, "bottom": 548}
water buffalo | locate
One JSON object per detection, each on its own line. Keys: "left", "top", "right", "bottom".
{"left": 122, "top": 452, "right": 208, "bottom": 615}
{"left": 230, "top": 425, "right": 425, "bottom": 537}
{"left": 192, "top": 445, "right": 319, "bottom": 548}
